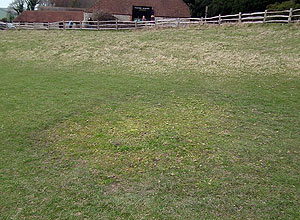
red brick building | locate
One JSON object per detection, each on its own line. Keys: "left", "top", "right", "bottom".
{"left": 90, "top": 0, "right": 190, "bottom": 21}
{"left": 14, "top": 0, "right": 190, "bottom": 23}
{"left": 14, "top": 10, "right": 84, "bottom": 23}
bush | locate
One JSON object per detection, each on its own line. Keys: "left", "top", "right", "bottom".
{"left": 91, "top": 10, "right": 116, "bottom": 21}
{"left": 267, "top": 0, "right": 300, "bottom": 10}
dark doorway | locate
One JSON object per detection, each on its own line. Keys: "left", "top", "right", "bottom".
{"left": 132, "top": 6, "right": 153, "bottom": 21}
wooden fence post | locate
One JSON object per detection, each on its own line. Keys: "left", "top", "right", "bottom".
{"left": 135, "top": 20, "right": 137, "bottom": 29}
{"left": 63, "top": 21, "right": 65, "bottom": 29}
{"left": 80, "top": 21, "right": 82, "bottom": 29}
{"left": 218, "top": 14, "right": 221, "bottom": 25}
{"left": 97, "top": 21, "right": 99, "bottom": 30}
{"left": 205, "top": 6, "right": 208, "bottom": 19}
{"left": 263, "top": 10, "right": 268, "bottom": 23}
{"left": 238, "top": 12, "right": 242, "bottom": 23}
{"left": 116, "top": 20, "right": 118, "bottom": 30}
{"left": 288, "top": 8, "right": 293, "bottom": 23}
{"left": 177, "top": 18, "right": 180, "bottom": 28}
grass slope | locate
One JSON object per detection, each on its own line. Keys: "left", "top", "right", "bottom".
{"left": 0, "top": 25, "right": 300, "bottom": 219}
{"left": 0, "top": 8, "right": 7, "bottom": 19}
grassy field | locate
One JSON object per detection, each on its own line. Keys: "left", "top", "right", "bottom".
{"left": 0, "top": 24, "right": 299, "bottom": 219}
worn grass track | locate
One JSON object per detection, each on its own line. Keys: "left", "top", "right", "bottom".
{"left": 0, "top": 24, "right": 300, "bottom": 219}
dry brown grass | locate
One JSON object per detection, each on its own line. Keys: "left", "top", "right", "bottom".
{"left": 3, "top": 25, "right": 299, "bottom": 78}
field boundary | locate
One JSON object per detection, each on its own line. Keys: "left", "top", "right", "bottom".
{"left": 12, "top": 8, "right": 300, "bottom": 30}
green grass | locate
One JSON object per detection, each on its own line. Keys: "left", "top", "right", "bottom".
{"left": 0, "top": 24, "right": 300, "bottom": 219}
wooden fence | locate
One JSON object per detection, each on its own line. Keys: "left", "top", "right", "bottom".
{"left": 202, "top": 8, "right": 300, "bottom": 24}
{"left": 12, "top": 8, "right": 300, "bottom": 30}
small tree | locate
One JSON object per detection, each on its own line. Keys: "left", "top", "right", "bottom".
{"left": 26, "top": 0, "right": 41, "bottom": 10}
{"left": 91, "top": 9, "right": 116, "bottom": 21}
{"left": 8, "top": 0, "right": 43, "bottom": 14}
{"left": 7, "top": 12, "right": 16, "bottom": 22}
{"left": 8, "top": 0, "right": 25, "bottom": 15}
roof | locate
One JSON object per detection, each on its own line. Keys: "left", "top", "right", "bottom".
{"left": 39, "top": 6, "right": 85, "bottom": 12}
{"left": 90, "top": 0, "right": 190, "bottom": 18}
{"left": 14, "top": 11, "right": 84, "bottom": 23}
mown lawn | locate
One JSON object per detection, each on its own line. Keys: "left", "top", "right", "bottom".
{"left": 0, "top": 24, "right": 299, "bottom": 219}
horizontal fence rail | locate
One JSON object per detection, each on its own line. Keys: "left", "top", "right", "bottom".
{"left": 11, "top": 8, "right": 300, "bottom": 31}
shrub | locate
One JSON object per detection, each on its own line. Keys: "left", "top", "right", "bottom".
{"left": 91, "top": 10, "right": 116, "bottom": 21}
{"left": 267, "top": 0, "right": 300, "bottom": 10}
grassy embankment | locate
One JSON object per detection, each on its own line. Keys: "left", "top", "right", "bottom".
{"left": 0, "top": 24, "right": 299, "bottom": 219}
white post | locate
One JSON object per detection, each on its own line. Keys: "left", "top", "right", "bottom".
{"left": 204, "top": 5, "right": 208, "bottom": 25}
{"left": 263, "top": 10, "right": 268, "bottom": 23}
{"left": 218, "top": 14, "right": 221, "bottom": 25}
{"left": 205, "top": 6, "right": 208, "bottom": 19}
{"left": 238, "top": 12, "right": 242, "bottom": 23}
{"left": 288, "top": 8, "right": 293, "bottom": 23}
